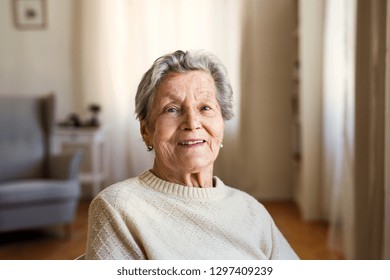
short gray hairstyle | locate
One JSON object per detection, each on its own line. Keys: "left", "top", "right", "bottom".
{"left": 135, "top": 50, "right": 234, "bottom": 122}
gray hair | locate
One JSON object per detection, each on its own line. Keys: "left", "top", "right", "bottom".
{"left": 135, "top": 50, "right": 234, "bottom": 122}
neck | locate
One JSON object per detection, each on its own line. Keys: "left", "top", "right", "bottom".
{"left": 152, "top": 160, "right": 214, "bottom": 188}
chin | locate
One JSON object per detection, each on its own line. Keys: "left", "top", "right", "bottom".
{"left": 177, "top": 159, "right": 214, "bottom": 173}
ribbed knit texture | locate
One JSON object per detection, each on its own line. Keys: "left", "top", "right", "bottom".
{"left": 85, "top": 170, "right": 299, "bottom": 260}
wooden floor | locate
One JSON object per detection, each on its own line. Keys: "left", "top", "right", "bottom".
{"left": 0, "top": 200, "right": 343, "bottom": 260}
{"left": 262, "top": 201, "right": 344, "bottom": 260}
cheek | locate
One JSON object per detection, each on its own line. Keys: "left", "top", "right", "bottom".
{"left": 208, "top": 120, "right": 225, "bottom": 147}
{"left": 152, "top": 119, "right": 177, "bottom": 145}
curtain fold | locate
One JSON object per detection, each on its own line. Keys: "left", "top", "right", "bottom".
{"left": 354, "top": 0, "right": 386, "bottom": 260}
{"left": 322, "top": 0, "right": 356, "bottom": 258}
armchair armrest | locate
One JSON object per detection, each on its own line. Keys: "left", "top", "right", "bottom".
{"left": 48, "top": 151, "right": 84, "bottom": 180}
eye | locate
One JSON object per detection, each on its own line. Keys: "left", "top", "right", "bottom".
{"left": 201, "top": 105, "right": 211, "bottom": 111}
{"left": 166, "top": 107, "right": 179, "bottom": 113}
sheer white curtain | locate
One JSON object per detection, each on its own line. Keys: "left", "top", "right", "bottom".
{"left": 77, "top": 0, "right": 241, "bottom": 185}
{"left": 322, "top": 0, "right": 356, "bottom": 259}
{"left": 79, "top": 0, "right": 135, "bottom": 185}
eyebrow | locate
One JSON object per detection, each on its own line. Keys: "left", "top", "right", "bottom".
{"left": 159, "top": 91, "right": 182, "bottom": 103}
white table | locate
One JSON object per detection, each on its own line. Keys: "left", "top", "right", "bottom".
{"left": 53, "top": 127, "right": 109, "bottom": 198}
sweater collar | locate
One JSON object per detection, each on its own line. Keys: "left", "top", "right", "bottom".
{"left": 139, "top": 170, "right": 225, "bottom": 200}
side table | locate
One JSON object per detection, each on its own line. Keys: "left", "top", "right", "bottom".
{"left": 53, "top": 127, "right": 109, "bottom": 198}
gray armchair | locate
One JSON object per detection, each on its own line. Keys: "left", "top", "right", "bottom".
{"left": 0, "top": 94, "right": 82, "bottom": 234}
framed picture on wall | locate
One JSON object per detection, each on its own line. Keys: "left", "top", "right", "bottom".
{"left": 12, "top": 0, "right": 47, "bottom": 30}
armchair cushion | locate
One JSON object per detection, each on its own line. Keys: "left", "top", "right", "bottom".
{"left": 0, "top": 180, "right": 79, "bottom": 206}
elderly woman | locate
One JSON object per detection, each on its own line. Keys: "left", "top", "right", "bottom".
{"left": 85, "top": 50, "right": 298, "bottom": 260}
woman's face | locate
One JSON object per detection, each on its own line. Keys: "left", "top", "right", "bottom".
{"left": 142, "top": 70, "right": 224, "bottom": 175}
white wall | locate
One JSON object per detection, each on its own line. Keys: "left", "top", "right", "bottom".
{"left": 238, "top": 0, "right": 295, "bottom": 200}
{"left": 0, "top": 0, "right": 75, "bottom": 119}
{"left": 297, "top": 0, "right": 324, "bottom": 219}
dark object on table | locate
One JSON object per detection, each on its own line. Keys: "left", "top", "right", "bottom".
{"left": 58, "top": 113, "right": 82, "bottom": 127}
{"left": 86, "top": 104, "right": 101, "bottom": 127}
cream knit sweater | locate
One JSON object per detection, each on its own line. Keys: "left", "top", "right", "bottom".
{"left": 85, "top": 170, "right": 299, "bottom": 260}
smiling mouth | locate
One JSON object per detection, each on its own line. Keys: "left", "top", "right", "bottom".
{"left": 178, "top": 140, "right": 206, "bottom": 146}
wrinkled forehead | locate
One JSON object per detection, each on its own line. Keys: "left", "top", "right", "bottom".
{"left": 156, "top": 70, "right": 216, "bottom": 97}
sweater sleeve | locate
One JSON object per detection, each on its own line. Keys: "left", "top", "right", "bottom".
{"left": 85, "top": 195, "right": 146, "bottom": 260}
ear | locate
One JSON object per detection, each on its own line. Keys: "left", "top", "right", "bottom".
{"left": 140, "top": 120, "right": 153, "bottom": 146}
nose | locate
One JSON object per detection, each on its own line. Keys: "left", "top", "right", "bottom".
{"left": 181, "top": 108, "right": 201, "bottom": 131}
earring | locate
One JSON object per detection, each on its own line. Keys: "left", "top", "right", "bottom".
{"left": 220, "top": 143, "right": 224, "bottom": 148}
{"left": 147, "top": 145, "right": 153, "bottom": 152}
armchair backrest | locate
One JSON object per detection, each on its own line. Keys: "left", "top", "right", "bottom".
{"left": 0, "top": 94, "right": 55, "bottom": 182}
